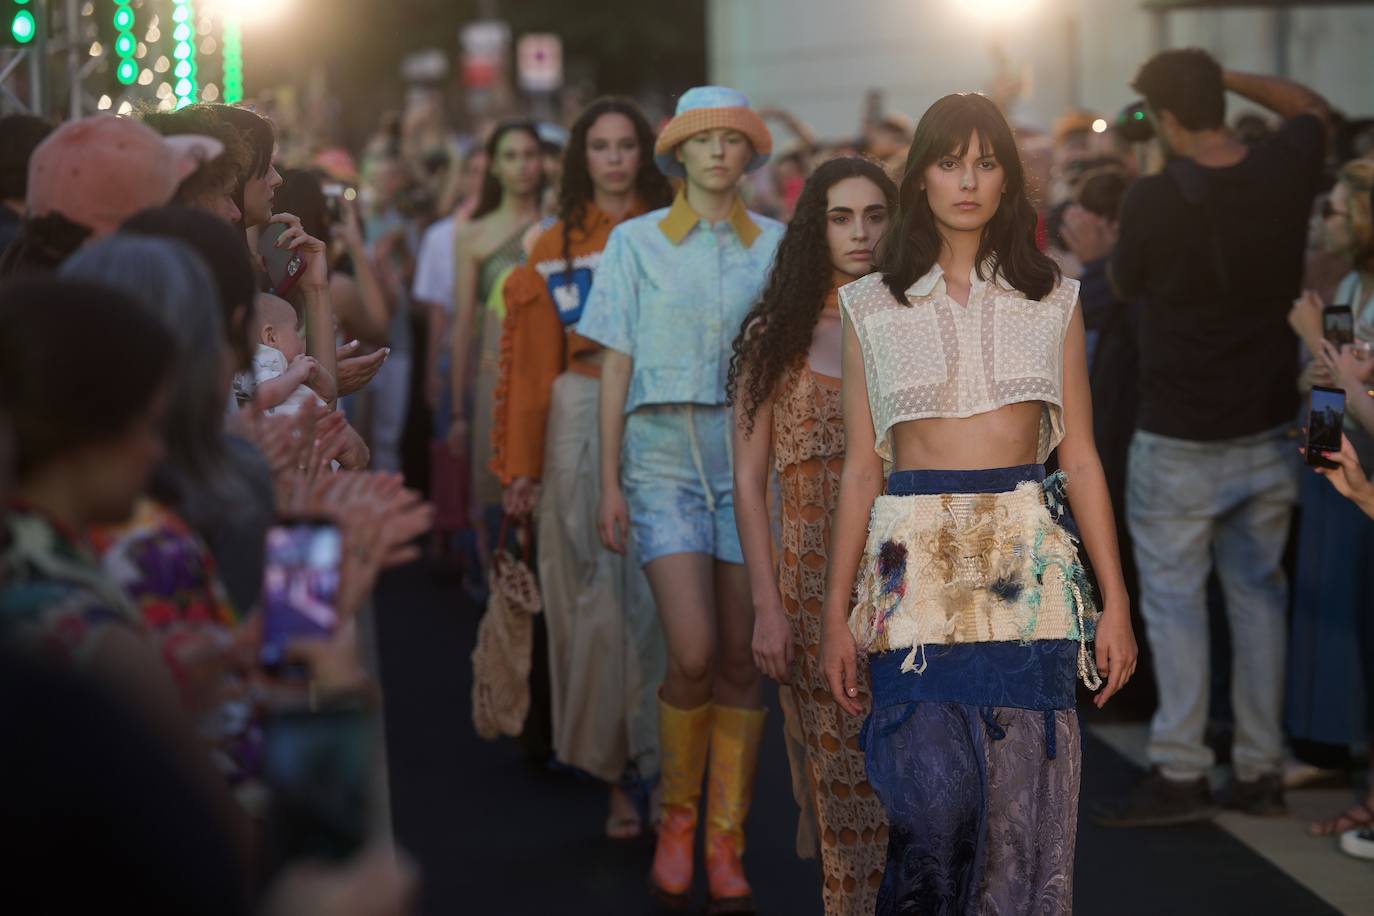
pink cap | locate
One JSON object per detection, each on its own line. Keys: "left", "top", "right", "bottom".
{"left": 26, "top": 115, "right": 224, "bottom": 236}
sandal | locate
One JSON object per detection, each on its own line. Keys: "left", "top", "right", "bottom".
{"left": 1308, "top": 799, "right": 1374, "bottom": 837}
{"left": 605, "top": 784, "right": 643, "bottom": 841}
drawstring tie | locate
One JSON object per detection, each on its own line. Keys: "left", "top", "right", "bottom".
{"left": 979, "top": 706, "right": 1006, "bottom": 742}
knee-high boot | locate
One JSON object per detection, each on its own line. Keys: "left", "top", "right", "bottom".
{"left": 705, "top": 705, "right": 766, "bottom": 915}
{"left": 650, "top": 694, "right": 713, "bottom": 906}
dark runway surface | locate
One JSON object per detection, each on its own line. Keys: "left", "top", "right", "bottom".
{"left": 373, "top": 560, "right": 1339, "bottom": 916}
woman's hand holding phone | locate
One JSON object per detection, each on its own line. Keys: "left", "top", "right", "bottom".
{"left": 1318, "top": 338, "right": 1374, "bottom": 394}
{"left": 269, "top": 212, "right": 330, "bottom": 294}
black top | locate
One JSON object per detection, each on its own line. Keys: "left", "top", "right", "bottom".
{"left": 1111, "top": 113, "right": 1325, "bottom": 441}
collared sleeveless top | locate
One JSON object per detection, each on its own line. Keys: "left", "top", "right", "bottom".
{"left": 838, "top": 267, "right": 1080, "bottom": 465}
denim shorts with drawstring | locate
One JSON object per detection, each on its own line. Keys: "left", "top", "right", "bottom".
{"left": 621, "top": 403, "right": 742, "bottom": 567}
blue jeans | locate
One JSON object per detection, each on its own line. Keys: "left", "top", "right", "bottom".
{"left": 1127, "top": 426, "right": 1298, "bottom": 781}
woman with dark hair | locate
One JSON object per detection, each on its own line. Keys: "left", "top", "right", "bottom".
{"left": 198, "top": 103, "right": 282, "bottom": 229}
{"left": 491, "top": 98, "right": 671, "bottom": 838}
{"left": 445, "top": 120, "right": 544, "bottom": 548}
{"left": 142, "top": 106, "right": 251, "bottom": 226}
{"left": 729, "top": 157, "right": 895, "bottom": 915}
{"left": 818, "top": 93, "right": 1136, "bottom": 913}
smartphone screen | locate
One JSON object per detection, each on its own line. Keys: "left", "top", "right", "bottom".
{"left": 257, "top": 222, "right": 307, "bottom": 297}
{"left": 1306, "top": 385, "right": 1346, "bottom": 469}
{"left": 260, "top": 521, "right": 342, "bottom": 669}
{"left": 1324, "top": 305, "right": 1354, "bottom": 347}
{"left": 263, "top": 706, "right": 370, "bottom": 867}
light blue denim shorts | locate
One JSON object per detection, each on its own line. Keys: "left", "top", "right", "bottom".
{"left": 621, "top": 403, "right": 742, "bottom": 567}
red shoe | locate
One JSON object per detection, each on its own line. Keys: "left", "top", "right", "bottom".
{"left": 650, "top": 806, "right": 695, "bottom": 906}
{"left": 649, "top": 696, "right": 712, "bottom": 907}
{"left": 705, "top": 834, "right": 755, "bottom": 914}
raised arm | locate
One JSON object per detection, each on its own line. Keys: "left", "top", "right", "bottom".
{"left": 732, "top": 372, "right": 790, "bottom": 683}
{"left": 821, "top": 316, "right": 884, "bottom": 716}
{"left": 271, "top": 213, "right": 339, "bottom": 409}
{"left": 1056, "top": 300, "right": 1137, "bottom": 708}
{"left": 1223, "top": 69, "right": 1330, "bottom": 124}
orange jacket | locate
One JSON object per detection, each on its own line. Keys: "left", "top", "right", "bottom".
{"left": 490, "top": 200, "right": 647, "bottom": 485}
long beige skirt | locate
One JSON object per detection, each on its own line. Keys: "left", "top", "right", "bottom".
{"left": 539, "top": 371, "right": 665, "bottom": 782}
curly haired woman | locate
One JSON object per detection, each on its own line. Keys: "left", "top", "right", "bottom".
{"left": 730, "top": 157, "right": 897, "bottom": 915}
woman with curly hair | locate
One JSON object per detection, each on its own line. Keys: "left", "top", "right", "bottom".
{"left": 729, "top": 156, "right": 895, "bottom": 915}
{"left": 820, "top": 93, "right": 1137, "bottom": 913}
{"left": 491, "top": 97, "right": 672, "bottom": 839}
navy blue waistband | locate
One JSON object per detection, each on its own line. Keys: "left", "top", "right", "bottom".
{"left": 868, "top": 641, "right": 1079, "bottom": 712}
{"left": 885, "top": 464, "right": 1046, "bottom": 496}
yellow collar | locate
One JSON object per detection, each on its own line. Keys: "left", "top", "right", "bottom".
{"left": 658, "top": 192, "right": 762, "bottom": 248}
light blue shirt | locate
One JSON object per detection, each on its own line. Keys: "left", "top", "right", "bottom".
{"left": 576, "top": 193, "right": 783, "bottom": 413}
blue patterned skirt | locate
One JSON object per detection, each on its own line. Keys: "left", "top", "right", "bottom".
{"left": 862, "top": 465, "right": 1081, "bottom": 915}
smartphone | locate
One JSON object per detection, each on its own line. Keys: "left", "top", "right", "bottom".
{"left": 260, "top": 521, "right": 343, "bottom": 671}
{"left": 1306, "top": 385, "right": 1346, "bottom": 470}
{"left": 257, "top": 222, "right": 307, "bottom": 297}
{"left": 1324, "top": 305, "right": 1354, "bottom": 347}
{"left": 321, "top": 182, "right": 356, "bottom": 225}
{"left": 263, "top": 705, "right": 371, "bottom": 868}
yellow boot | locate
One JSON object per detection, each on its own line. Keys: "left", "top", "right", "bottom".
{"left": 650, "top": 694, "right": 713, "bottom": 907}
{"left": 705, "top": 705, "right": 766, "bottom": 915}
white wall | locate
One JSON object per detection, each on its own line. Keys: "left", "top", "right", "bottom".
{"left": 708, "top": 0, "right": 1374, "bottom": 139}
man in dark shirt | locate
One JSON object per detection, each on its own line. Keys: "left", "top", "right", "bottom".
{"left": 1093, "top": 50, "right": 1329, "bottom": 828}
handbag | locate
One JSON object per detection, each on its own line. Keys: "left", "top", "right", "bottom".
{"left": 470, "top": 516, "right": 542, "bottom": 740}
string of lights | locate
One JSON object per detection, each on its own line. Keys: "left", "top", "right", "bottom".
{"left": 171, "top": 0, "right": 195, "bottom": 107}
{"left": 221, "top": 9, "right": 242, "bottom": 103}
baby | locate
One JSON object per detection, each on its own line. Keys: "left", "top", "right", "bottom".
{"left": 248, "top": 293, "right": 331, "bottom": 415}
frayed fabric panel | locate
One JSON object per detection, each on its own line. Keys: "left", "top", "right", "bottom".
{"left": 850, "top": 468, "right": 1101, "bottom": 690}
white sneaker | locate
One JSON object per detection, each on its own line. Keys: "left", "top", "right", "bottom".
{"left": 1339, "top": 827, "right": 1374, "bottom": 862}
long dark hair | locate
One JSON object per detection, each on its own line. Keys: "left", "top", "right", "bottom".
{"left": 557, "top": 98, "right": 672, "bottom": 279}
{"left": 728, "top": 157, "right": 898, "bottom": 434}
{"left": 471, "top": 119, "right": 544, "bottom": 220}
{"left": 881, "top": 93, "right": 1058, "bottom": 304}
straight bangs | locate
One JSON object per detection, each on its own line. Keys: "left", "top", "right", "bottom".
{"left": 883, "top": 93, "right": 1058, "bottom": 303}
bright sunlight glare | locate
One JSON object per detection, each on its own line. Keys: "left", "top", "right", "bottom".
{"left": 204, "top": 0, "right": 293, "bottom": 24}
{"left": 953, "top": 0, "right": 1041, "bottom": 22}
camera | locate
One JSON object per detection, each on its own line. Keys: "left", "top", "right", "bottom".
{"left": 1116, "top": 100, "right": 1154, "bottom": 143}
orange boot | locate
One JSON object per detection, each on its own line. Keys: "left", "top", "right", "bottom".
{"left": 650, "top": 695, "right": 713, "bottom": 907}
{"left": 705, "top": 705, "right": 766, "bottom": 915}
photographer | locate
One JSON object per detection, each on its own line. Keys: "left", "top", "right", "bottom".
{"left": 1093, "top": 50, "right": 1330, "bottom": 828}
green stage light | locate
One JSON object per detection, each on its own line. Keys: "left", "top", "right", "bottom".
{"left": 10, "top": 9, "right": 34, "bottom": 44}
{"left": 222, "top": 12, "right": 242, "bottom": 103}
{"left": 116, "top": 58, "right": 137, "bottom": 85}
{"left": 171, "top": 1, "right": 196, "bottom": 106}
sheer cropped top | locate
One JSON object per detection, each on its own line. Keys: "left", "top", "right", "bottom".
{"left": 838, "top": 267, "right": 1079, "bottom": 465}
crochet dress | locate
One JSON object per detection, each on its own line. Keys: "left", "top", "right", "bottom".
{"left": 773, "top": 350, "right": 887, "bottom": 915}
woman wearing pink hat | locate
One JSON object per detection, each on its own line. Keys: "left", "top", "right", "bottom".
{"left": 576, "top": 85, "right": 782, "bottom": 914}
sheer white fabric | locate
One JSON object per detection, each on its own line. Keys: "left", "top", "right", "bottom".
{"left": 838, "top": 267, "right": 1079, "bottom": 464}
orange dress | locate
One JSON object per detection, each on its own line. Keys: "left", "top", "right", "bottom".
{"left": 773, "top": 348, "right": 887, "bottom": 914}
